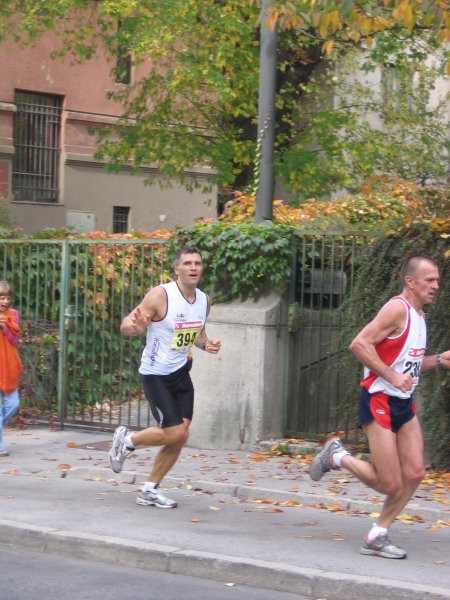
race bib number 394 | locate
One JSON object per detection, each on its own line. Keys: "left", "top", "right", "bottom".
{"left": 172, "top": 321, "right": 203, "bottom": 349}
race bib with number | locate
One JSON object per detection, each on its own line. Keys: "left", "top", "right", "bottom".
{"left": 172, "top": 321, "right": 203, "bottom": 349}
{"left": 402, "top": 357, "right": 423, "bottom": 386}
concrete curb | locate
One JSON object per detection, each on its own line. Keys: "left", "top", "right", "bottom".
{"left": 0, "top": 519, "right": 449, "bottom": 600}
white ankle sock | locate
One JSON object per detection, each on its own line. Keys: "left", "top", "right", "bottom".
{"left": 332, "top": 449, "right": 350, "bottom": 468}
{"left": 142, "top": 481, "right": 158, "bottom": 492}
{"left": 367, "top": 523, "right": 388, "bottom": 541}
{"left": 124, "top": 434, "right": 135, "bottom": 450}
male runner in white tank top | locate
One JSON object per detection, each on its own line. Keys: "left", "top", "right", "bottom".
{"left": 309, "top": 255, "right": 449, "bottom": 558}
{"left": 109, "top": 246, "right": 221, "bottom": 508}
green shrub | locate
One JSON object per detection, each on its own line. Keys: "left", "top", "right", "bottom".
{"left": 168, "top": 220, "right": 295, "bottom": 302}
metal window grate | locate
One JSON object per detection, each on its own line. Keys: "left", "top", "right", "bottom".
{"left": 113, "top": 206, "right": 130, "bottom": 233}
{"left": 12, "top": 91, "right": 62, "bottom": 203}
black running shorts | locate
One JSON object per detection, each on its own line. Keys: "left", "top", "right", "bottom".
{"left": 140, "top": 359, "right": 194, "bottom": 428}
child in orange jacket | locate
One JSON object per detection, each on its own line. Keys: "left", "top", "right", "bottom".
{"left": 0, "top": 281, "right": 23, "bottom": 456}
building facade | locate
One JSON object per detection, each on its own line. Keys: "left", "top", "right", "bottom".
{"left": 0, "top": 34, "right": 217, "bottom": 234}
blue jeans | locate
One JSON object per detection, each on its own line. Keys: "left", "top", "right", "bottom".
{"left": 0, "top": 389, "right": 20, "bottom": 451}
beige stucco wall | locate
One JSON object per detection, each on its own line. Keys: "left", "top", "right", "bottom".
{"left": 9, "top": 153, "right": 217, "bottom": 234}
{"left": 63, "top": 156, "right": 216, "bottom": 233}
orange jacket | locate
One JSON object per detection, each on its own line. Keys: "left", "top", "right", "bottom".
{"left": 0, "top": 309, "right": 23, "bottom": 394}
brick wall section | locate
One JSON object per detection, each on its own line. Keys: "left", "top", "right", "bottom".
{"left": 0, "top": 161, "right": 9, "bottom": 197}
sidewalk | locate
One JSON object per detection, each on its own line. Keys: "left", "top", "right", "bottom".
{"left": 0, "top": 426, "right": 449, "bottom": 600}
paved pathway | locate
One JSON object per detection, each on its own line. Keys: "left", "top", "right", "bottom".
{"left": 0, "top": 427, "right": 448, "bottom": 600}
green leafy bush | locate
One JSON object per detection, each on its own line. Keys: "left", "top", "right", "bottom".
{"left": 168, "top": 220, "right": 295, "bottom": 302}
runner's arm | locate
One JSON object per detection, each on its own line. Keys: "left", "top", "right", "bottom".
{"left": 120, "top": 287, "right": 165, "bottom": 336}
{"left": 421, "top": 349, "right": 450, "bottom": 371}
{"left": 193, "top": 296, "right": 221, "bottom": 354}
{"left": 349, "top": 299, "right": 413, "bottom": 393}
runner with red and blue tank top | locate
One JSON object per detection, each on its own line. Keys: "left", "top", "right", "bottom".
{"left": 359, "top": 295, "right": 427, "bottom": 433}
{"left": 309, "top": 255, "right": 449, "bottom": 560}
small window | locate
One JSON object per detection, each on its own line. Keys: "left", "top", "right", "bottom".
{"left": 115, "top": 21, "right": 131, "bottom": 84}
{"left": 113, "top": 206, "right": 130, "bottom": 233}
{"left": 12, "top": 91, "right": 62, "bottom": 203}
{"left": 381, "top": 64, "right": 413, "bottom": 110}
{"left": 116, "top": 48, "right": 131, "bottom": 84}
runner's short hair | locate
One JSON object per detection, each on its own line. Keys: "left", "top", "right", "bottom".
{"left": 400, "top": 255, "right": 437, "bottom": 285}
{"left": 174, "top": 246, "right": 202, "bottom": 266}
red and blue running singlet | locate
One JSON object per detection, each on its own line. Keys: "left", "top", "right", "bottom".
{"left": 361, "top": 296, "right": 427, "bottom": 399}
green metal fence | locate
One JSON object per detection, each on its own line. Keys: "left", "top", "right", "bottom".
{"left": 3, "top": 233, "right": 373, "bottom": 438}
{"left": 0, "top": 238, "right": 170, "bottom": 430}
{"left": 285, "top": 232, "right": 374, "bottom": 440}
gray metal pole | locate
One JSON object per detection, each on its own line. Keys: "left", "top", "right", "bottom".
{"left": 255, "top": 0, "right": 277, "bottom": 223}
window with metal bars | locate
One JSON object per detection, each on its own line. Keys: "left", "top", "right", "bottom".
{"left": 113, "top": 206, "right": 130, "bottom": 233}
{"left": 12, "top": 91, "right": 62, "bottom": 203}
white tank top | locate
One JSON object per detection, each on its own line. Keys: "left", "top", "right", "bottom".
{"left": 139, "top": 281, "right": 208, "bottom": 376}
{"left": 362, "top": 296, "right": 427, "bottom": 398}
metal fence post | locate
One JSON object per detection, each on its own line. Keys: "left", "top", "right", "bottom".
{"left": 57, "top": 239, "right": 70, "bottom": 427}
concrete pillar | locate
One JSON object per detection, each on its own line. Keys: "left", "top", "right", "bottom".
{"left": 189, "top": 293, "right": 287, "bottom": 451}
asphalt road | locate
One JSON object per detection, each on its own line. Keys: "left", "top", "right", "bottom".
{"left": 0, "top": 545, "right": 311, "bottom": 600}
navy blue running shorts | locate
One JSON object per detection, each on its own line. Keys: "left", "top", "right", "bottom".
{"left": 358, "top": 387, "right": 417, "bottom": 433}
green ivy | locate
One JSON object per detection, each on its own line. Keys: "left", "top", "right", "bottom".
{"left": 168, "top": 221, "right": 295, "bottom": 302}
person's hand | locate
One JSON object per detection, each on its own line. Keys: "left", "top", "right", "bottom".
{"left": 438, "top": 350, "right": 450, "bottom": 368}
{"left": 390, "top": 371, "right": 414, "bottom": 393}
{"left": 204, "top": 339, "right": 221, "bottom": 354}
{"left": 130, "top": 307, "right": 151, "bottom": 329}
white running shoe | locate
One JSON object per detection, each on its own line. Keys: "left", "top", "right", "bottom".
{"left": 360, "top": 534, "right": 407, "bottom": 559}
{"left": 309, "top": 436, "right": 345, "bottom": 481}
{"left": 136, "top": 488, "right": 178, "bottom": 509}
{"left": 109, "top": 425, "right": 133, "bottom": 473}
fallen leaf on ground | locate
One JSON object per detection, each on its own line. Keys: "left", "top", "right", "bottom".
{"left": 435, "top": 520, "right": 450, "bottom": 528}
{"left": 326, "top": 503, "right": 345, "bottom": 512}
{"left": 281, "top": 500, "right": 303, "bottom": 507}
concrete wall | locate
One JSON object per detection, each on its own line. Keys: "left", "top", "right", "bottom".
{"left": 189, "top": 293, "right": 288, "bottom": 451}
{"left": 7, "top": 154, "right": 216, "bottom": 234}
{"left": 62, "top": 155, "right": 216, "bottom": 233}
